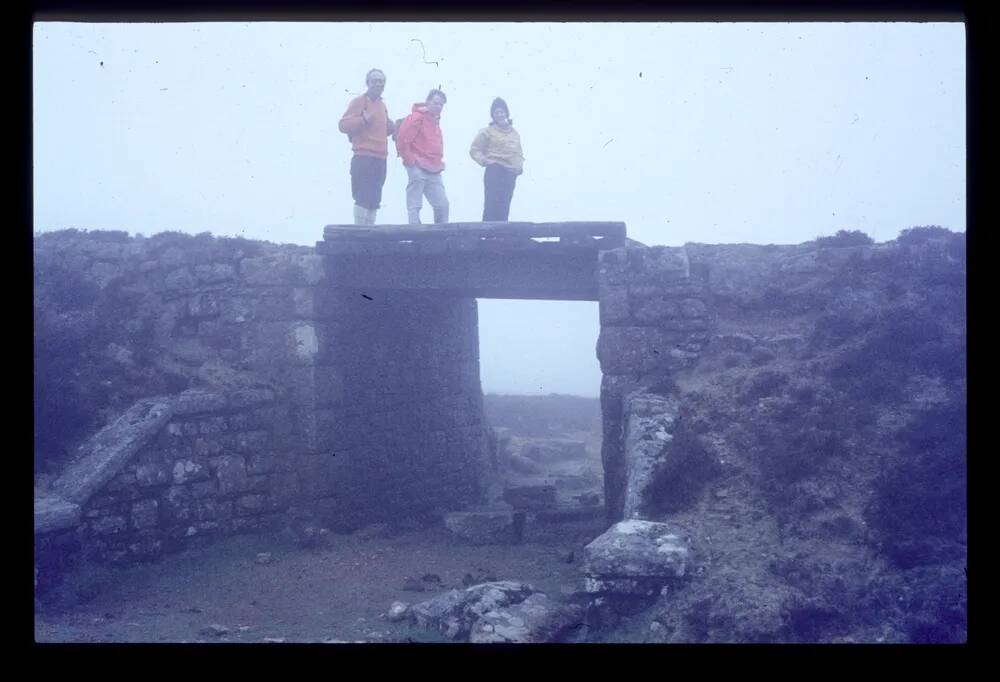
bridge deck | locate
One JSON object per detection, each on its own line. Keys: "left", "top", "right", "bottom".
{"left": 318, "top": 222, "right": 625, "bottom": 300}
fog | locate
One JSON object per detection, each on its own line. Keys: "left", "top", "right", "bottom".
{"left": 32, "top": 21, "right": 965, "bottom": 397}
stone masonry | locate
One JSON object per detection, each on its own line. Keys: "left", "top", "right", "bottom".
{"left": 303, "top": 288, "right": 487, "bottom": 528}
{"left": 36, "top": 225, "right": 963, "bottom": 590}
{"left": 34, "top": 230, "right": 490, "bottom": 567}
{"left": 595, "top": 245, "right": 709, "bottom": 522}
{"left": 77, "top": 388, "right": 286, "bottom": 563}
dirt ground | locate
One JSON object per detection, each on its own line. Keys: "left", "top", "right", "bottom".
{"left": 35, "top": 515, "right": 608, "bottom": 644}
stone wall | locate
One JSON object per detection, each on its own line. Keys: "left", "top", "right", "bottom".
{"left": 594, "top": 230, "right": 966, "bottom": 531}
{"left": 77, "top": 388, "right": 291, "bottom": 563}
{"left": 34, "top": 229, "right": 489, "bottom": 564}
{"left": 39, "top": 226, "right": 964, "bottom": 576}
{"left": 595, "top": 246, "right": 710, "bottom": 521}
{"left": 33, "top": 230, "right": 323, "bottom": 461}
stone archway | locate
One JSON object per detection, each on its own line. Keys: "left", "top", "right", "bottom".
{"left": 314, "top": 223, "right": 708, "bottom": 527}
{"left": 312, "top": 223, "right": 625, "bottom": 524}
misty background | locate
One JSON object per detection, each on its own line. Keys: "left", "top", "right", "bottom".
{"left": 32, "top": 21, "right": 966, "bottom": 397}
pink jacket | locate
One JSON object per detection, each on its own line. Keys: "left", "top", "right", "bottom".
{"left": 395, "top": 103, "right": 445, "bottom": 172}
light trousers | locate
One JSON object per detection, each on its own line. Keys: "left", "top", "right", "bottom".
{"left": 405, "top": 164, "right": 449, "bottom": 224}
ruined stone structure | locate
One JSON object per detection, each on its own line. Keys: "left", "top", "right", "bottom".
{"left": 34, "top": 223, "right": 652, "bottom": 570}
{"left": 34, "top": 225, "right": 962, "bottom": 569}
{"left": 34, "top": 228, "right": 499, "bottom": 568}
{"left": 35, "top": 224, "right": 966, "bottom": 642}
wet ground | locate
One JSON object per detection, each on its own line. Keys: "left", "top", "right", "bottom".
{"left": 35, "top": 515, "right": 607, "bottom": 644}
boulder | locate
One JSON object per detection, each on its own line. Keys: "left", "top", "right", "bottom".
{"left": 387, "top": 601, "right": 410, "bottom": 622}
{"left": 469, "top": 592, "right": 586, "bottom": 643}
{"left": 444, "top": 511, "right": 525, "bottom": 545}
{"left": 582, "top": 520, "right": 690, "bottom": 596}
{"left": 408, "top": 581, "right": 536, "bottom": 641}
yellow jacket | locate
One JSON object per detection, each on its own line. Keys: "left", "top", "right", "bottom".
{"left": 470, "top": 124, "right": 524, "bottom": 175}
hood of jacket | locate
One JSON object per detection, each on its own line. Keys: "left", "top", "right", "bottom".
{"left": 410, "top": 102, "right": 439, "bottom": 120}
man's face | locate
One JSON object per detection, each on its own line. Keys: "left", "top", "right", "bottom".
{"left": 426, "top": 95, "right": 445, "bottom": 117}
{"left": 366, "top": 71, "right": 386, "bottom": 98}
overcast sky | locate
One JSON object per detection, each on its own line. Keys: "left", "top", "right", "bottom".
{"left": 33, "top": 21, "right": 965, "bottom": 397}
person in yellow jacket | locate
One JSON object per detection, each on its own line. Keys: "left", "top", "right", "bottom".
{"left": 469, "top": 98, "right": 524, "bottom": 222}
{"left": 338, "top": 69, "right": 396, "bottom": 225}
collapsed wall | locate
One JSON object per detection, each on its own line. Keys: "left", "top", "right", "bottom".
{"left": 34, "top": 230, "right": 488, "bottom": 566}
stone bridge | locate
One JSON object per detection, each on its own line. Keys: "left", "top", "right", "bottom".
{"left": 35, "top": 222, "right": 709, "bottom": 566}
{"left": 315, "top": 221, "right": 706, "bottom": 524}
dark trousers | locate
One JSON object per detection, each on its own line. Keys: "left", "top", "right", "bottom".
{"left": 350, "top": 155, "right": 387, "bottom": 210}
{"left": 482, "top": 164, "right": 517, "bottom": 221}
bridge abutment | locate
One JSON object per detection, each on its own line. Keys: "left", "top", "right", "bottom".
{"left": 303, "top": 287, "right": 489, "bottom": 528}
{"left": 594, "top": 245, "right": 709, "bottom": 522}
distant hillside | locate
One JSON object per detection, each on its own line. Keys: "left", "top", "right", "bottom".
{"left": 483, "top": 393, "right": 601, "bottom": 437}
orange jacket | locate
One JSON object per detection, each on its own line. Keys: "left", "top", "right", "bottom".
{"left": 395, "top": 103, "right": 445, "bottom": 172}
{"left": 339, "top": 94, "right": 392, "bottom": 159}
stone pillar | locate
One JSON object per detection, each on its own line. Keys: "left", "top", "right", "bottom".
{"left": 304, "top": 280, "right": 490, "bottom": 529}
{"left": 240, "top": 252, "right": 333, "bottom": 456}
{"left": 595, "top": 244, "right": 709, "bottom": 523}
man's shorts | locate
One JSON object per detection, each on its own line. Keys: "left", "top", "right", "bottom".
{"left": 350, "top": 155, "right": 388, "bottom": 210}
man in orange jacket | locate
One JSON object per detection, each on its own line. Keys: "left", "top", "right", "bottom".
{"left": 395, "top": 89, "right": 449, "bottom": 225}
{"left": 339, "top": 69, "right": 396, "bottom": 225}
